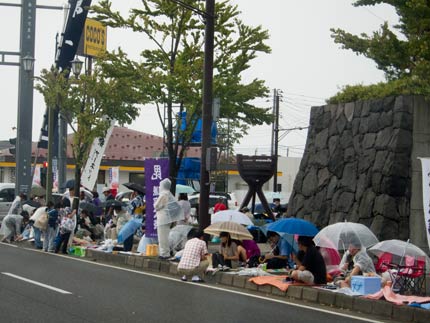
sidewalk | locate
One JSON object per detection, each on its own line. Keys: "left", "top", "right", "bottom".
{"left": 82, "top": 247, "right": 430, "bottom": 323}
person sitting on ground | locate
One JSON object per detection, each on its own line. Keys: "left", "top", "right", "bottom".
{"left": 271, "top": 198, "right": 286, "bottom": 218}
{"left": 291, "top": 236, "right": 327, "bottom": 284}
{"left": 262, "top": 231, "right": 293, "bottom": 269}
{"left": 337, "top": 240, "right": 376, "bottom": 288}
{"left": 212, "top": 232, "right": 240, "bottom": 270}
{"left": 213, "top": 197, "right": 227, "bottom": 213}
{"left": 177, "top": 229, "right": 209, "bottom": 282}
{"left": 232, "top": 239, "right": 249, "bottom": 267}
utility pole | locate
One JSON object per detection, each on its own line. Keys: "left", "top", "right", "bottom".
{"left": 273, "top": 89, "right": 280, "bottom": 192}
{"left": 198, "top": 0, "right": 215, "bottom": 231}
{"left": 0, "top": 1, "right": 63, "bottom": 196}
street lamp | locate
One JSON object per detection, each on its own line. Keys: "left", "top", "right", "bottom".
{"left": 22, "top": 55, "right": 35, "bottom": 72}
{"left": 71, "top": 57, "right": 83, "bottom": 77}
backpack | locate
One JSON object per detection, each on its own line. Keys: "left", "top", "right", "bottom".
{"left": 48, "top": 209, "right": 59, "bottom": 228}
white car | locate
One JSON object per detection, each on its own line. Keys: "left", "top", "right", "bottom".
{"left": 0, "top": 183, "right": 16, "bottom": 224}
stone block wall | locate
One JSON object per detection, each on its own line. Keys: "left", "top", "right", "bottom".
{"left": 286, "top": 96, "right": 424, "bottom": 240}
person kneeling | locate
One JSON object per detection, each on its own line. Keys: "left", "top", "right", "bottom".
{"left": 177, "top": 230, "right": 209, "bottom": 282}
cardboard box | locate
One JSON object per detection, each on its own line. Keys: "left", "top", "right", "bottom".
{"left": 351, "top": 276, "right": 381, "bottom": 295}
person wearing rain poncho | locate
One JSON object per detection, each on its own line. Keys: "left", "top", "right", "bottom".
{"left": 154, "top": 178, "right": 184, "bottom": 259}
{"left": 337, "top": 240, "right": 376, "bottom": 288}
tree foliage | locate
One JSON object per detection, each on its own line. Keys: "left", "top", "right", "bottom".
{"left": 91, "top": 0, "right": 273, "bottom": 184}
{"left": 329, "top": 0, "right": 430, "bottom": 103}
{"left": 35, "top": 65, "right": 146, "bottom": 193}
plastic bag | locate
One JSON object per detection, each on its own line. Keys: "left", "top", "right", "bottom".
{"left": 60, "top": 217, "right": 74, "bottom": 233}
{"left": 165, "top": 195, "right": 184, "bottom": 221}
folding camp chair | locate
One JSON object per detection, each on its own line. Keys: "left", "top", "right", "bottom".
{"left": 395, "top": 256, "right": 426, "bottom": 295}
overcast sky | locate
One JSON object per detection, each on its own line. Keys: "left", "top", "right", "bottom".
{"left": 0, "top": 0, "right": 399, "bottom": 157}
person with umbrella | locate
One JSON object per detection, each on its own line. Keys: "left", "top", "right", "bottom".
{"left": 262, "top": 231, "right": 293, "bottom": 269}
{"left": 337, "top": 239, "right": 376, "bottom": 288}
{"left": 290, "top": 236, "right": 327, "bottom": 284}
{"left": 211, "top": 231, "right": 241, "bottom": 270}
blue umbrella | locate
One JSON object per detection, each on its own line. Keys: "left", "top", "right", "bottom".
{"left": 118, "top": 218, "right": 143, "bottom": 243}
{"left": 265, "top": 218, "right": 318, "bottom": 237}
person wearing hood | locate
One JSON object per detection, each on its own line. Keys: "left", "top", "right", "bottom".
{"left": 154, "top": 178, "right": 184, "bottom": 259}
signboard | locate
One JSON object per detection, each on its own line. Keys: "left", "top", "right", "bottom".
{"left": 144, "top": 159, "right": 169, "bottom": 238}
{"left": 81, "top": 18, "right": 107, "bottom": 57}
{"left": 81, "top": 120, "right": 115, "bottom": 190}
{"left": 418, "top": 157, "right": 430, "bottom": 251}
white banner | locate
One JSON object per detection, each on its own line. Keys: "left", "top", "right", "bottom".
{"left": 32, "top": 165, "right": 41, "bottom": 186}
{"left": 81, "top": 121, "right": 115, "bottom": 190}
{"left": 109, "top": 166, "right": 119, "bottom": 190}
{"left": 418, "top": 157, "right": 430, "bottom": 251}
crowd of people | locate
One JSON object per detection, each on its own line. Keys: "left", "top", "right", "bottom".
{"left": 0, "top": 187, "right": 387, "bottom": 288}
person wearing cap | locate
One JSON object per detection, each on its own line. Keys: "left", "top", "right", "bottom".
{"left": 102, "top": 187, "right": 114, "bottom": 201}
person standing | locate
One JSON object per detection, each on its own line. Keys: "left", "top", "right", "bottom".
{"left": 213, "top": 197, "right": 227, "bottom": 213}
{"left": 55, "top": 207, "right": 76, "bottom": 254}
{"left": 155, "top": 178, "right": 184, "bottom": 259}
{"left": 30, "top": 206, "right": 48, "bottom": 249}
{"left": 8, "top": 192, "right": 26, "bottom": 215}
{"left": 43, "top": 201, "right": 59, "bottom": 252}
{"left": 177, "top": 193, "right": 191, "bottom": 225}
{"left": 178, "top": 230, "right": 209, "bottom": 282}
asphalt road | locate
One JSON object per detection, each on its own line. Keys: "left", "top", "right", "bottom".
{"left": 0, "top": 243, "right": 389, "bottom": 323}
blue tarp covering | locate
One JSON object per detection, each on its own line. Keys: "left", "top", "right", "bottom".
{"left": 178, "top": 112, "right": 217, "bottom": 145}
{"left": 177, "top": 157, "right": 200, "bottom": 184}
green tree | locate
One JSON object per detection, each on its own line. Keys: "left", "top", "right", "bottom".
{"left": 35, "top": 66, "right": 146, "bottom": 205}
{"left": 329, "top": 0, "right": 430, "bottom": 103}
{"left": 91, "top": 0, "right": 273, "bottom": 190}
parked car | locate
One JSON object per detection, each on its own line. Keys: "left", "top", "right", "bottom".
{"left": 189, "top": 191, "right": 238, "bottom": 210}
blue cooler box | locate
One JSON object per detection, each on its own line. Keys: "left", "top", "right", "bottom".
{"left": 351, "top": 276, "right": 381, "bottom": 295}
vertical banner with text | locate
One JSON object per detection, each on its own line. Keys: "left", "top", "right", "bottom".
{"left": 144, "top": 158, "right": 169, "bottom": 238}
{"left": 32, "top": 166, "right": 41, "bottom": 186}
{"left": 418, "top": 157, "right": 430, "bottom": 251}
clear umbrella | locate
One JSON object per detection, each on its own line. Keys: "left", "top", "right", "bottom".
{"left": 313, "top": 221, "right": 379, "bottom": 250}
{"left": 369, "top": 239, "right": 430, "bottom": 270}
{"left": 211, "top": 210, "right": 253, "bottom": 226}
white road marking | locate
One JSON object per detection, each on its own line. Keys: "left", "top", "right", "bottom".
{"left": 1, "top": 272, "right": 72, "bottom": 295}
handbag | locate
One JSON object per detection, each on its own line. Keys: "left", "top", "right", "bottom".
{"left": 33, "top": 213, "right": 48, "bottom": 230}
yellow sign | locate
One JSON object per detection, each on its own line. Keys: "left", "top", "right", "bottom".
{"left": 83, "top": 18, "right": 107, "bottom": 57}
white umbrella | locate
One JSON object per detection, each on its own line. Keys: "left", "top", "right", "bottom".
{"left": 313, "top": 221, "right": 379, "bottom": 250}
{"left": 211, "top": 210, "right": 253, "bottom": 226}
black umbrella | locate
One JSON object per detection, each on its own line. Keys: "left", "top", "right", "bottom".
{"left": 79, "top": 201, "right": 100, "bottom": 214}
{"left": 123, "top": 182, "right": 146, "bottom": 195}
{"left": 101, "top": 199, "right": 126, "bottom": 208}
{"left": 62, "top": 179, "right": 75, "bottom": 189}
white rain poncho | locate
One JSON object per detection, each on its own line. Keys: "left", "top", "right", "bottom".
{"left": 154, "top": 178, "right": 184, "bottom": 227}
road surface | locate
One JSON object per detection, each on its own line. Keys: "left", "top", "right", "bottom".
{"left": 0, "top": 243, "right": 393, "bottom": 323}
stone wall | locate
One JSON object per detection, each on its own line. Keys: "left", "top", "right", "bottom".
{"left": 286, "top": 96, "right": 423, "bottom": 241}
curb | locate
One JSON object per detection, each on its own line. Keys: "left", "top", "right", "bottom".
{"left": 83, "top": 249, "right": 430, "bottom": 323}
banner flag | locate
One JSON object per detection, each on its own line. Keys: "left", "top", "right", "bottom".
{"left": 144, "top": 158, "right": 169, "bottom": 238}
{"left": 418, "top": 157, "right": 430, "bottom": 251}
{"left": 81, "top": 121, "right": 115, "bottom": 190}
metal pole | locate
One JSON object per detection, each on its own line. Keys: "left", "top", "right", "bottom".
{"left": 273, "top": 90, "right": 280, "bottom": 192}
{"left": 15, "top": 0, "right": 36, "bottom": 196}
{"left": 46, "top": 102, "right": 55, "bottom": 203}
{"left": 198, "top": 0, "right": 215, "bottom": 232}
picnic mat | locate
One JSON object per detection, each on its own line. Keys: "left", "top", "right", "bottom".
{"left": 248, "top": 276, "right": 308, "bottom": 292}
{"left": 364, "top": 285, "right": 430, "bottom": 305}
